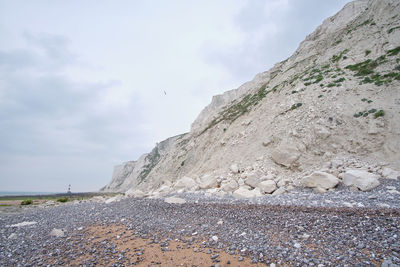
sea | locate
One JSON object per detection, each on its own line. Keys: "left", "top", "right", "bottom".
{"left": 0, "top": 191, "right": 60, "bottom": 196}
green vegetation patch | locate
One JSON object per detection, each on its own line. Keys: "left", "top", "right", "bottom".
{"left": 354, "top": 109, "right": 384, "bottom": 118}
{"left": 387, "top": 46, "right": 400, "bottom": 56}
{"left": 21, "top": 199, "right": 33, "bottom": 205}
{"left": 388, "top": 26, "right": 400, "bottom": 34}
{"left": 290, "top": 103, "right": 303, "bottom": 110}
{"left": 138, "top": 146, "right": 161, "bottom": 183}
{"left": 345, "top": 57, "right": 385, "bottom": 76}
{"left": 374, "top": 110, "right": 385, "bottom": 118}
{"left": 331, "top": 49, "right": 349, "bottom": 63}
{"left": 365, "top": 50, "right": 371, "bottom": 56}
{"left": 200, "top": 83, "right": 272, "bottom": 135}
{"left": 57, "top": 197, "right": 68, "bottom": 203}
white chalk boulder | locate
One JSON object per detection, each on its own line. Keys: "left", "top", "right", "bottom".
{"left": 174, "top": 176, "right": 198, "bottom": 191}
{"left": 233, "top": 187, "right": 263, "bottom": 198}
{"left": 221, "top": 180, "right": 239, "bottom": 192}
{"left": 164, "top": 196, "right": 186, "bottom": 204}
{"left": 125, "top": 189, "right": 146, "bottom": 198}
{"left": 258, "top": 180, "right": 277, "bottom": 194}
{"left": 198, "top": 174, "right": 218, "bottom": 189}
{"left": 342, "top": 170, "right": 380, "bottom": 191}
{"left": 302, "top": 171, "right": 339, "bottom": 190}
{"left": 270, "top": 144, "right": 300, "bottom": 168}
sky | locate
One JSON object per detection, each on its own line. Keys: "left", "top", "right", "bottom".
{"left": 0, "top": 0, "right": 350, "bottom": 193}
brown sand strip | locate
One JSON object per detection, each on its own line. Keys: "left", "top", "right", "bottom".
{"left": 44, "top": 224, "right": 269, "bottom": 266}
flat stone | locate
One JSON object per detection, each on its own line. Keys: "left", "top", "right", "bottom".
{"left": 164, "top": 197, "right": 186, "bottom": 204}
{"left": 302, "top": 171, "right": 339, "bottom": 190}
{"left": 50, "top": 228, "right": 65, "bottom": 237}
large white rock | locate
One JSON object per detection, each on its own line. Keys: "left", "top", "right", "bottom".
{"left": 125, "top": 189, "right": 146, "bottom": 198}
{"left": 164, "top": 196, "right": 186, "bottom": 204}
{"left": 233, "top": 187, "right": 263, "bottom": 198}
{"left": 245, "top": 172, "right": 263, "bottom": 188}
{"left": 270, "top": 144, "right": 300, "bottom": 168}
{"left": 342, "top": 170, "right": 380, "bottom": 191}
{"left": 198, "top": 174, "right": 218, "bottom": 189}
{"left": 301, "top": 171, "right": 339, "bottom": 190}
{"left": 221, "top": 179, "right": 239, "bottom": 192}
{"left": 258, "top": 180, "right": 277, "bottom": 194}
{"left": 174, "top": 176, "right": 198, "bottom": 191}
{"left": 382, "top": 167, "right": 400, "bottom": 180}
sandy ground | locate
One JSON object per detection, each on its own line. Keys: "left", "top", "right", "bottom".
{"left": 43, "top": 224, "right": 265, "bottom": 266}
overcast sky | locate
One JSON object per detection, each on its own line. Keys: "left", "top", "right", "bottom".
{"left": 0, "top": 0, "right": 350, "bottom": 193}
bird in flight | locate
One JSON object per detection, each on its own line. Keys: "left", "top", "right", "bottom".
{"left": 164, "top": 91, "right": 167, "bottom": 95}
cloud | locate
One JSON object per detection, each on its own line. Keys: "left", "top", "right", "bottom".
{"left": 202, "top": 0, "right": 349, "bottom": 81}
{"left": 0, "top": 31, "right": 148, "bottom": 191}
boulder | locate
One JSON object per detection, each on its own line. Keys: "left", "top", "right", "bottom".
{"left": 270, "top": 144, "right": 300, "bottom": 168}
{"left": 230, "top": 164, "right": 239, "bottom": 174}
{"left": 164, "top": 196, "right": 186, "bottom": 204}
{"left": 125, "top": 189, "right": 146, "bottom": 198}
{"left": 174, "top": 176, "right": 197, "bottom": 191}
{"left": 272, "top": 187, "right": 286, "bottom": 196}
{"left": 301, "top": 171, "right": 339, "bottom": 190}
{"left": 258, "top": 180, "right": 277, "bottom": 194}
{"left": 382, "top": 167, "right": 400, "bottom": 180}
{"left": 233, "top": 187, "right": 263, "bottom": 198}
{"left": 198, "top": 174, "right": 218, "bottom": 189}
{"left": 50, "top": 228, "right": 64, "bottom": 237}
{"left": 342, "top": 170, "right": 380, "bottom": 191}
{"left": 221, "top": 180, "right": 239, "bottom": 192}
{"left": 245, "top": 172, "right": 263, "bottom": 188}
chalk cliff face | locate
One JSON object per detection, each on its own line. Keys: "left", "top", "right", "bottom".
{"left": 103, "top": 0, "right": 400, "bottom": 196}
{"left": 103, "top": 134, "right": 185, "bottom": 192}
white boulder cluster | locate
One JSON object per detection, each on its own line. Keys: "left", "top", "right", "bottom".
{"left": 120, "top": 158, "right": 399, "bottom": 199}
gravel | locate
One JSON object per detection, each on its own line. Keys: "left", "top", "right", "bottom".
{"left": 1, "top": 181, "right": 399, "bottom": 266}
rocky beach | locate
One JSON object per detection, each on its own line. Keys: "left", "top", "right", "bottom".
{"left": 1, "top": 179, "right": 400, "bottom": 266}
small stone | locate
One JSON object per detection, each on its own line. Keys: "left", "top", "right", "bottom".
{"left": 50, "top": 228, "right": 64, "bottom": 237}
{"left": 164, "top": 197, "right": 186, "bottom": 204}
{"left": 230, "top": 164, "right": 239, "bottom": 173}
{"left": 211, "top": 254, "right": 219, "bottom": 259}
{"left": 294, "top": 242, "right": 301, "bottom": 249}
{"left": 8, "top": 233, "right": 17, "bottom": 239}
{"left": 212, "top": 236, "right": 218, "bottom": 242}
{"left": 238, "top": 256, "right": 244, "bottom": 262}
{"left": 217, "top": 220, "right": 223, "bottom": 225}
